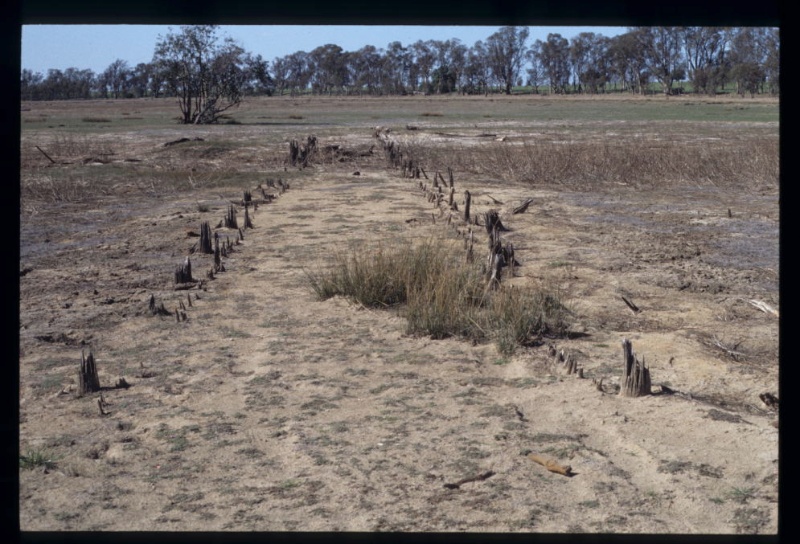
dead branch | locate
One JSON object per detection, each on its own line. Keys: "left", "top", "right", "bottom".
{"left": 527, "top": 454, "right": 573, "bottom": 476}
{"left": 748, "top": 299, "right": 778, "bottom": 317}
{"left": 443, "top": 470, "right": 496, "bottom": 489}
{"left": 512, "top": 198, "right": 535, "bottom": 214}
{"left": 621, "top": 295, "right": 640, "bottom": 314}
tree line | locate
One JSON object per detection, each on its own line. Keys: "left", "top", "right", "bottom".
{"left": 21, "top": 26, "right": 779, "bottom": 122}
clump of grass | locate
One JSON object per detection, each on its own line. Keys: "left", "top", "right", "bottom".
{"left": 307, "top": 239, "right": 571, "bottom": 353}
{"left": 20, "top": 447, "right": 60, "bottom": 470}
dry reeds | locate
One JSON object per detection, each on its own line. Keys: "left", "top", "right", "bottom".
{"left": 413, "top": 138, "right": 778, "bottom": 189}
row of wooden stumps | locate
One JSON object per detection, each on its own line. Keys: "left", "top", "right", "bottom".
{"left": 383, "top": 129, "right": 518, "bottom": 290}
{"left": 159, "top": 178, "right": 289, "bottom": 323}
{"left": 380, "top": 131, "right": 654, "bottom": 399}
{"left": 553, "top": 338, "right": 652, "bottom": 397}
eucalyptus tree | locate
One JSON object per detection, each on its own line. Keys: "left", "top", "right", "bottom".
{"left": 410, "top": 40, "right": 436, "bottom": 93}
{"left": 762, "top": 28, "right": 779, "bottom": 95}
{"left": 462, "top": 40, "right": 491, "bottom": 95}
{"left": 285, "top": 51, "right": 311, "bottom": 96}
{"left": 271, "top": 56, "right": 289, "bottom": 96}
{"left": 383, "top": 41, "right": 413, "bottom": 94}
{"left": 348, "top": 45, "right": 384, "bottom": 95}
{"left": 681, "top": 27, "right": 729, "bottom": 95}
{"left": 537, "top": 33, "right": 570, "bottom": 94}
{"left": 486, "top": 26, "right": 530, "bottom": 94}
{"left": 569, "top": 32, "right": 609, "bottom": 93}
{"left": 728, "top": 27, "right": 774, "bottom": 96}
{"left": 635, "top": 26, "right": 686, "bottom": 95}
{"left": 607, "top": 30, "right": 650, "bottom": 93}
{"left": 569, "top": 32, "right": 593, "bottom": 92}
{"left": 152, "top": 25, "right": 252, "bottom": 124}
{"left": 525, "top": 41, "right": 544, "bottom": 93}
{"left": 242, "top": 54, "right": 274, "bottom": 96}
{"left": 127, "top": 63, "right": 153, "bottom": 98}
{"left": 308, "top": 44, "right": 348, "bottom": 95}
{"left": 20, "top": 69, "right": 44, "bottom": 101}
{"left": 99, "top": 59, "right": 131, "bottom": 99}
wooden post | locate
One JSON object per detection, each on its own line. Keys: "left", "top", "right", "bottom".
{"left": 199, "top": 221, "right": 213, "bottom": 254}
{"left": 78, "top": 349, "right": 100, "bottom": 397}
{"left": 244, "top": 204, "right": 254, "bottom": 229}
{"left": 464, "top": 190, "right": 471, "bottom": 223}
{"left": 214, "top": 233, "right": 221, "bottom": 272}
{"left": 620, "top": 338, "right": 652, "bottom": 397}
{"left": 447, "top": 167, "right": 454, "bottom": 188}
{"left": 224, "top": 205, "right": 238, "bottom": 229}
{"left": 174, "top": 257, "right": 193, "bottom": 284}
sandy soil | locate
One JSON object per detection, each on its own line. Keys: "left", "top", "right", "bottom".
{"left": 19, "top": 129, "right": 778, "bottom": 533}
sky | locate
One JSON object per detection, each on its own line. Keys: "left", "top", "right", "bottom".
{"left": 21, "top": 25, "right": 627, "bottom": 75}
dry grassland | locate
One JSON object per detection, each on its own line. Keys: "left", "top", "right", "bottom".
{"left": 19, "top": 94, "right": 778, "bottom": 533}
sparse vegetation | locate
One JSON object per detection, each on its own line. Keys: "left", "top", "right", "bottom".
{"left": 20, "top": 447, "right": 60, "bottom": 471}
{"left": 306, "top": 239, "right": 571, "bottom": 353}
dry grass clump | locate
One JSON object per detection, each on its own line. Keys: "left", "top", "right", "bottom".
{"left": 307, "top": 239, "right": 571, "bottom": 353}
{"left": 419, "top": 139, "right": 779, "bottom": 189}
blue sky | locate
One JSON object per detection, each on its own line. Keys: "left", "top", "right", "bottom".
{"left": 21, "top": 25, "right": 626, "bottom": 75}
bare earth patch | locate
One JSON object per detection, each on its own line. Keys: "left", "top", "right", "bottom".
{"left": 19, "top": 96, "right": 778, "bottom": 533}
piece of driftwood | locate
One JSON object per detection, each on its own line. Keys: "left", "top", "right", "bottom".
{"left": 164, "top": 137, "right": 204, "bottom": 147}
{"left": 759, "top": 392, "right": 779, "bottom": 410}
{"left": 527, "top": 454, "right": 574, "bottom": 476}
{"left": 620, "top": 338, "right": 651, "bottom": 397}
{"left": 78, "top": 349, "right": 100, "bottom": 397}
{"left": 512, "top": 198, "right": 534, "bottom": 214}
{"left": 35, "top": 145, "right": 57, "bottom": 164}
{"left": 621, "top": 295, "right": 640, "bottom": 314}
{"left": 748, "top": 299, "right": 778, "bottom": 317}
{"left": 443, "top": 470, "right": 495, "bottom": 489}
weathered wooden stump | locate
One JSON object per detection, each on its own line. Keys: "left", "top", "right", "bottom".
{"left": 174, "top": 257, "right": 193, "bottom": 284}
{"left": 620, "top": 338, "right": 652, "bottom": 397}
{"left": 224, "top": 205, "right": 238, "bottom": 229}
{"left": 149, "top": 294, "right": 170, "bottom": 316}
{"left": 244, "top": 204, "right": 254, "bottom": 229}
{"left": 484, "top": 209, "right": 509, "bottom": 234}
{"left": 199, "top": 221, "right": 213, "bottom": 254}
{"left": 78, "top": 349, "right": 100, "bottom": 397}
{"left": 464, "top": 190, "right": 471, "bottom": 222}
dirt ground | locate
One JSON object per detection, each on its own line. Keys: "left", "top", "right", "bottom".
{"left": 18, "top": 104, "right": 778, "bottom": 533}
